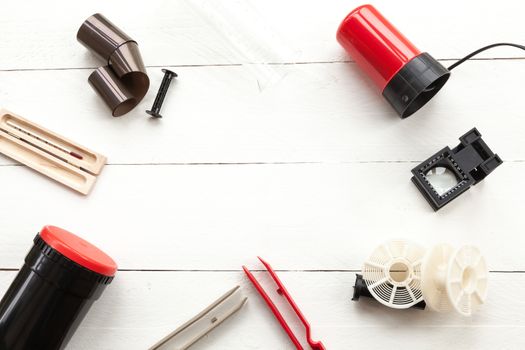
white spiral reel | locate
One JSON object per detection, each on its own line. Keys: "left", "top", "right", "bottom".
{"left": 361, "top": 240, "right": 426, "bottom": 309}
{"left": 421, "top": 244, "right": 488, "bottom": 316}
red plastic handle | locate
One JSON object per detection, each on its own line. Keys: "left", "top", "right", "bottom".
{"left": 243, "top": 257, "right": 326, "bottom": 350}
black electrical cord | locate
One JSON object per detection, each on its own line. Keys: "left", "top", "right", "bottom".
{"left": 448, "top": 43, "right": 525, "bottom": 70}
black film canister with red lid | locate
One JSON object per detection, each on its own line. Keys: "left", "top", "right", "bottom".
{"left": 0, "top": 226, "right": 117, "bottom": 350}
{"left": 336, "top": 4, "right": 451, "bottom": 118}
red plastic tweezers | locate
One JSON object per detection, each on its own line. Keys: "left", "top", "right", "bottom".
{"left": 242, "top": 257, "right": 326, "bottom": 350}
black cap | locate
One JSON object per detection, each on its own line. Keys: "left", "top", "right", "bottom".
{"left": 383, "top": 53, "right": 450, "bottom": 118}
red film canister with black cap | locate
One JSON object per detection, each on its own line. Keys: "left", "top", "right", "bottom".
{"left": 336, "top": 4, "right": 450, "bottom": 118}
{"left": 0, "top": 225, "right": 117, "bottom": 350}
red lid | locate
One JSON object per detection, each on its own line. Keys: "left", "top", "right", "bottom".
{"left": 40, "top": 225, "right": 117, "bottom": 277}
{"left": 336, "top": 4, "right": 421, "bottom": 89}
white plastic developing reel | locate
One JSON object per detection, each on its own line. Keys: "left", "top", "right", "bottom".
{"left": 421, "top": 244, "right": 488, "bottom": 316}
{"left": 359, "top": 241, "right": 488, "bottom": 316}
{"left": 362, "top": 240, "right": 426, "bottom": 309}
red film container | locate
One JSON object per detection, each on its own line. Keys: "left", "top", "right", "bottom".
{"left": 0, "top": 226, "right": 117, "bottom": 350}
{"left": 336, "top": 4, "right": 450, "bottom": 118}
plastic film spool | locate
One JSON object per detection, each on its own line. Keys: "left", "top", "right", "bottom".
{"left": 362, "top": 240, "right": 425, "bottom": 309}
{"left": 421, "top": 245, "right": 488, "bottom": 316}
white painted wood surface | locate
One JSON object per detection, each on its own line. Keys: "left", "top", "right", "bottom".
{"left": 0, "top": 0, "right": 524, "bottom": 349}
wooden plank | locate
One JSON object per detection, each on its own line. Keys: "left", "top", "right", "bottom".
{"left": 1, "top": 0, "right": 525, "bottom": 70}
{"left": 0, "top": 1, "right": 523, "bottom": 349}
{"left": 0, "top": 271, "right": 521, "bottom": 349}
{"left": 0, "top": 163, "right": 521, "bottom": 270}
{"left": 1, "top": 59, "right": 524, "bottom": 166}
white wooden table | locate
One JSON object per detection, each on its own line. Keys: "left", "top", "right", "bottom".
{"left": 1, "top": 0, "right": 525, "bottom": 349}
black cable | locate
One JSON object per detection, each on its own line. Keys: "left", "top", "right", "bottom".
{"left": 448, "top": 43, "right": 525, "bottom": 70}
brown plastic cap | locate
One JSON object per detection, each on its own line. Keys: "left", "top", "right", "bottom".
{"left": 88, "top": 66, "right": 136, "bottom": 117}
{"left": 77, "top": 13, "right": 133, "bottom": 61}
{"left": 109, "top": 42, "right": 149, "bottom": 102}
{"left": 77, "top": 14, "right": 149, "bottom": 117}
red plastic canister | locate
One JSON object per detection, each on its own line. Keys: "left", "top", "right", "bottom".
{"left": 336, "top": 4, "right": 450, "bottom": 118}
